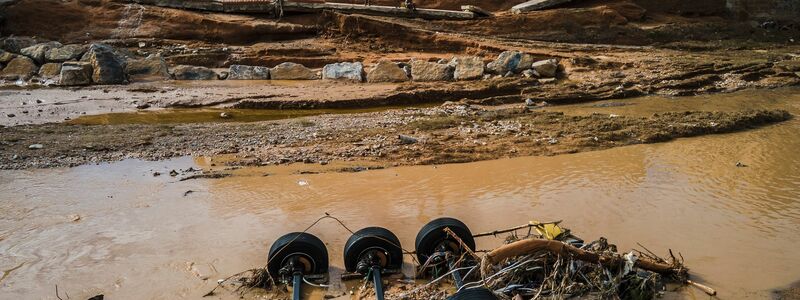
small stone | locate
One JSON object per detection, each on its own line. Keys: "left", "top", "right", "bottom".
{"left": 135, "top": 103, "right": 150, "bottom": 109}
{"left": 219, "top": 112, "right": 231, "bottom": 119}
{"left": 153, "top": 172, "right": 161, "bottom": 176}
{"left": 6, "top": 113, "right": 15, "bottom": 118}
{"left": 531, "top": 59, "right": 559, "bottom": 78}
{"left": 69, "top": 214, "right": 81, "bottom": 222}
{"left": 28, "top": 144, "right": 43, "bottom": 149}
{"left": 398, "top": 134, "right": 418, "bottom": 144}
{"left": 169, "top": 169, "right": 179, "bottom": 176}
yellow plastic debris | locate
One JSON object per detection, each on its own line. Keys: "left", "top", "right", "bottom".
{"left": 531, "top": 221, "right": 563, "bottom": 240}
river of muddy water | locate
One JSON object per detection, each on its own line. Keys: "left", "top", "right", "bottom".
{"left": 1, "top": 88, "right": 799, "bottom": 299}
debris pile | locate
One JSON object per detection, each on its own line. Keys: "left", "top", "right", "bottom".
{"left": 204, "top": 216, "right": 715, "bottom": 300}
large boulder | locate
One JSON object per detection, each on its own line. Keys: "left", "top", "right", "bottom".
{"left": 531, "top": 59, "right": 559, "bottom": 78}
{"left": 366, "top": 60, "right": 408, "bottom": 83}
{"left": 227, "top": 64, "right": 270, "bottom": 80}
{"left": 451, "top": 56, "right": 485, "bottom": 80}
{"left": 487, "top": 51, "right": 522, "bottom": 74}
{"left": 81, "top": 43, "right": 127, "bottom": 84}
{"left": 20, "top": 41, "right": 62, "bottom": 64}
{"left": 270, "top": 62, "right": 317, "bottom": 80}
{"left": 59, "top": 62, "right": 93, "bottom": 86}
{"left": 38, "top": 63, "right": 62, "bottom": 79}
{"left": 45, "top": 44, "right": 87, "bottom": 62}
{"left": 0, "top": 50, "right": 16, "bottom": 64}
{"left": 171, "top": 65, "right": 217, "bottom": 80}
{"left": 126, "top": 55, "right": 170, "bottom": 81}
{"left": 410, "top": 60, "right": 453, "bottom": 82}
{"left": 322, "top": 62, "right": 363, "bottom": 81}
{"left": 0, "top": 56, "right": 38, "bottom": 80}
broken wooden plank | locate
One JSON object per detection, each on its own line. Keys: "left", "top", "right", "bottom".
{"left": 126, "top": 0, "right": 475, "bottom": 20}
{"left": 461, "top": 5, "right": 492, "bottom": 17}
{"left": 510, "top": 0, "right": 572, "bottom": 14}
{"left": 282, "top": 2, "right": 476, "bottom": 20}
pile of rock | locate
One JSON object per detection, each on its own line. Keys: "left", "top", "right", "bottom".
{"left": 486, "top": 50, "right": 560, "bottom": 78}
{"left": 0, "top": 37, "right": 135, "bottom": 86}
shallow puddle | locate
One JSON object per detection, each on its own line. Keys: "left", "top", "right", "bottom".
{"left": 66, "top": 106, "right": 419, "bottom": 125}
{"left": 1, "top": 88, "right": 799, "bottom": 299}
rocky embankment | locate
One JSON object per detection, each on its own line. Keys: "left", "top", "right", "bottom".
{"left": 0, "top": 35, "right": 563, "bottom": 86}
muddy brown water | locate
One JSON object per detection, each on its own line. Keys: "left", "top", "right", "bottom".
{"left": 1, "top": 88, "right": 799, "bottom": 299}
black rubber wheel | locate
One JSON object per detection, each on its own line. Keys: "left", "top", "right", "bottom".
{"left": 447, "top": 287, "right": 497, "bottom": 300}
{"left": 267, "top": 232, "right": 329, "bottom": 277}
{"left": 343, "top": 227, "right": 404, "bottom": 273}
{"left": 414, "top": 217, "right": 476, "bottom": 264}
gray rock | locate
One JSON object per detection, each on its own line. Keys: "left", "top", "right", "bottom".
{"left": 28, "top": 144, "right": 43, "bottom": 149}
{"left": 38, "top": 63, "right": 62, "bottom": 79}
{"left": 126, "top": 55, "right": 170, "bottom": 81}
{"left": 45, "top": 44, "right": 87, "bottom": 62}
{"left": 1, "top": 36, "right": 40, "bottom": 54}
{"left": 322, "top": 62, "right": 363, "bottom": 81}
{"left": 531, "top": 59, "right": 559, "bottom": 78}
{"left": 171, "top": 65, "right": 217, "bottom": 80}
{"left": 398, "top": 134, "right": 418, "bottom": 144}
{"left": 451, "top": 56, "right": 485, "bottom": 80}
{"left": 0, "top": 56, "right": 38, "bottom": 80}
{"left": 410, "top": 60, "right": 453, "bottom": 82}
{"left": 59, "top": 62, "right": 93, "bottom": 86}
{"left": 486, "top": 51, "right": 522, "bottom": 74}
{"left": 367, "top": 60, "right": 408, "bottom": 83}
{"left": 21, "top": 41, "right": 62, "bottom": 64}
{"left": 227, "top": 64, "right": 270, "bottom": 80}
{"left": 81, "top": 44, "right": 127, "bottom": 84}
{"left": 270, "top": 62, "right": 317, "bottom": 80}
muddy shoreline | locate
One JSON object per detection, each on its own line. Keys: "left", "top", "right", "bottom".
{"left": 0, "top": 97, "right": 791, "bottom": 169}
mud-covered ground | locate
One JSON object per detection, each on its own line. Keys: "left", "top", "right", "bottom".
{"left": 0, "top": 0, "right": 798, "bottom": 171}
{"left": 0, "top": 101, "right": 791, "bottom": 169}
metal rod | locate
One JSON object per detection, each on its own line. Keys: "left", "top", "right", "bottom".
{"left": 292, "top": 273, "right": 302, "bottom": 300}
{"left": 372, "top": 266, "right": 385, "bottom": 300}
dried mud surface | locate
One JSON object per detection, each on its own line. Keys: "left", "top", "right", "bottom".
{"left": 0, "top": 102, "right": 790, "bottom": 169}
